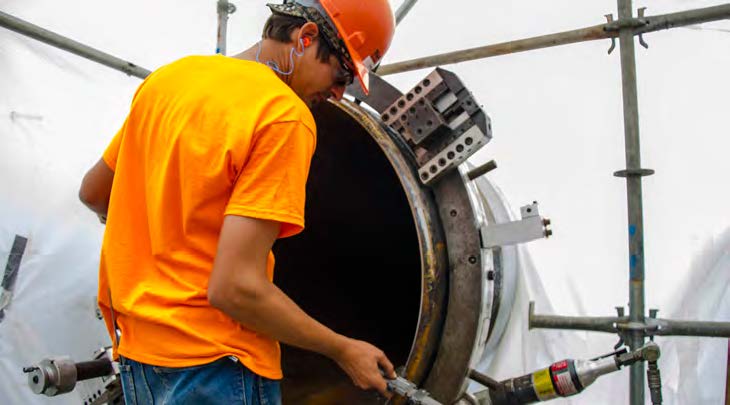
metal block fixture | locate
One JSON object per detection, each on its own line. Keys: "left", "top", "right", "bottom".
{"left": 379, "top": 68, "right": 492, "bottom": 185}
{"left": 480, "top": 202, "right": 552, "bottom": 248}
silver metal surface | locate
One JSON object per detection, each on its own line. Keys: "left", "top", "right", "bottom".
{"left": 434, "top": 92, "right": 458, "bottom": 113}
{"left": 419, "top": 126, "right": 489, "bottom": 185}
{"left": 0, "top": 11, "right": 150, "bottom": 79}
{"left": 26, "top": 357, "right": 77, "bottom": 396}
{"left": 460, "top": 392, "right": 480, "bottom": 405}
{"left": 479, "top": 203, "right": 550, "bottom": 248}
{"left": 574, "top": 357, "right": 620, "bottom": 388}
{"left": 469, "top": 173, "right": 519, "bottom": 364}
{"left": 387, "top": 375, "right": 442, "bottom": 404}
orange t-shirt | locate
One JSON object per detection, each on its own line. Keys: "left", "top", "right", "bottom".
{"left": 98, "top": 55, "right": 316, "bottom": 379}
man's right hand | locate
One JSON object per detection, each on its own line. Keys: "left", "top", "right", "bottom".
{"left": 332, "top": 337, "right": 396, "bottom": 398}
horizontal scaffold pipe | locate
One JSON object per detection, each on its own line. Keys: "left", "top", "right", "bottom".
{"left": 530, "top": 313, "right": 730, "bottom": 338}
{"left": 378, "top": 3, "right": 730, "bottom": 75}
{"left": 0, "top": 10, "right": 151, "bottom": 79}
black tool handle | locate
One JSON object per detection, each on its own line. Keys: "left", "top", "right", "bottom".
{"left": 75, "top": 359, "right": 114, "bottom": 381}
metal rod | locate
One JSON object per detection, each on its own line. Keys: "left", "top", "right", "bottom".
{"left": 530, "top": 314, "right": 627, "bottom": 333}
{"left": 216, "top": 0, "right": 234, "bottom": 55}
{"left": 615, "top": 1, "right": 646, "bottom": 403}
{"left": 634, "top": 3, "right": 730, "bottom": 35}
{"left": 378, "top": 3, "right": 730, "bottom": 75}
{"left": 395, "top": 0, "right": 419, "bottom": 25}
{"left": 652, "top": 320, "right": 730, "bottom": 337}
{"left": 379, "top": 23, "right": 612, "bottom": 75}
{"left": 468, "top": 369, "right": 502, "bottom": 391}
{"left": 529, "top": 312, "right": 730, "bottom": 338}
{"left": 466, "top": 160, "right": 497, "bottom": 181}
{"left": 0, "top": 11, "right": 150, "bottom": 79}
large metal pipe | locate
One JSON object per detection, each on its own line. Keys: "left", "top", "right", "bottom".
{"left": 271, "top": 99, "right": 516, "bottom": 404}
{"left": 0, "top": 11, "right": 150, "bottom": 79}
{"left": 378, "top": 3, "right": 730, "bottom": 76}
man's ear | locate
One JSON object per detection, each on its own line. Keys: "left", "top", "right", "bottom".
{"left": 297, "top": 21, "right": 320, "bottom": 45}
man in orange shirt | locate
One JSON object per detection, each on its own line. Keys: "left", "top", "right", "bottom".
{"left": 78, "top": 1, "right": 397, "bottom": 403}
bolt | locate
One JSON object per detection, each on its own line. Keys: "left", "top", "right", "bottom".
{"left": 468, "top": 256, "right": 477, "bottom": 264}
{"left": 542, "top": 218, "right": 551, "bottom": 226}
{"left": 487, "top": 270, "right": 495, "bottom": 280}
{"left": 450, "top": 210, "right": 457, "bottom": 217}
{"left": 544, "top": 229, "right": 553, "bottom": 237}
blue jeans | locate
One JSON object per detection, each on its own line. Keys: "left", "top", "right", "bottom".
{"left": 118, "top": 356, "right": 282, "bottom": 405}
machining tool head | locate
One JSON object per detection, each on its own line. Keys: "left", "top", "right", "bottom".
{"left": 24, "top": 357, "right": 77, "bottom": 396}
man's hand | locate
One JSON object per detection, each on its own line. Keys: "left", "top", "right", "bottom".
{"left": 332, "top": 337, "right": 396, "bottom": 398}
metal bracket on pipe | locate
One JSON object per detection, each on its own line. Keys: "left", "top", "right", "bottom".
{"left": 604, "top": 8, "right": 651, "bottom": 49}
{"left": 614, "top": 168, "right": 655, "bottom": 177}
{"left": 603, "top": 14, "right": 649, "bottom": 32}
{"left": 479, "top": 202, "right": 551, "bottom": 249}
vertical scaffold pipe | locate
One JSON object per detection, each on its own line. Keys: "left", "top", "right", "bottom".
{"left": 616, "top": 0, "right": 646, "bottom": 404}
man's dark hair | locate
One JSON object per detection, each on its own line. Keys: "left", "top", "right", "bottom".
{"left": 262, "top": 13, "right": 334, "bottom": 63}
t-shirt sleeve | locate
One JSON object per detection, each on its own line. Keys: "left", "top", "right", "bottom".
{"left": 225, "top": 120, "right": 316, "bottom": 238}
{"left": 102, "top": 127, "right": 124, "bottom": 171}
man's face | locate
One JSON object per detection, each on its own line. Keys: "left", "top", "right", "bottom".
{"left": 292, "top": 38, "right": 354, "bottom": 107}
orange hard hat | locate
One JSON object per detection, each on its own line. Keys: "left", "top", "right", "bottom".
{"left": 268, "top": 0, "right": 395, "bottom": 94}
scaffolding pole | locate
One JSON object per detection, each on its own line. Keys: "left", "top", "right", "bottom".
{"left": 0, "top": 10, "right": 150, "bottom": 79}
{"left": 216, "top": 0, "right": 236, "bottom": 55}
{"left": 377, "top": 3, "right": 730, "bottom": 76}
{"left": 615, "top": 1, "right": 647, "bottom": 403}
{"left": 395, "top": 0, "right": 419, "bottom": 25}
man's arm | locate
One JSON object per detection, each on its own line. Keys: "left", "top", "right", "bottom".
{"left": 208, "top": 215, "right": 396, "bottom": 396}
{"left": 79, "top": 158, "right": 114, "bottom": 222}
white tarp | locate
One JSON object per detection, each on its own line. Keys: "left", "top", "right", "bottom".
{"left": 1, "top": 0, "right": 728, "bottom": 404}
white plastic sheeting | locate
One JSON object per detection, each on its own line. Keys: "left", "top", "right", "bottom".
{"left": 1, "top": 0, "right": 728, "bottom": 404}
{"left": 471, "top": 180, "right": 730, "bottom": 404}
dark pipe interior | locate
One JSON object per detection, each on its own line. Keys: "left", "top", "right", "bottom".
{"left": 273, "top": 102, "right": 421, "bottom": 404}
